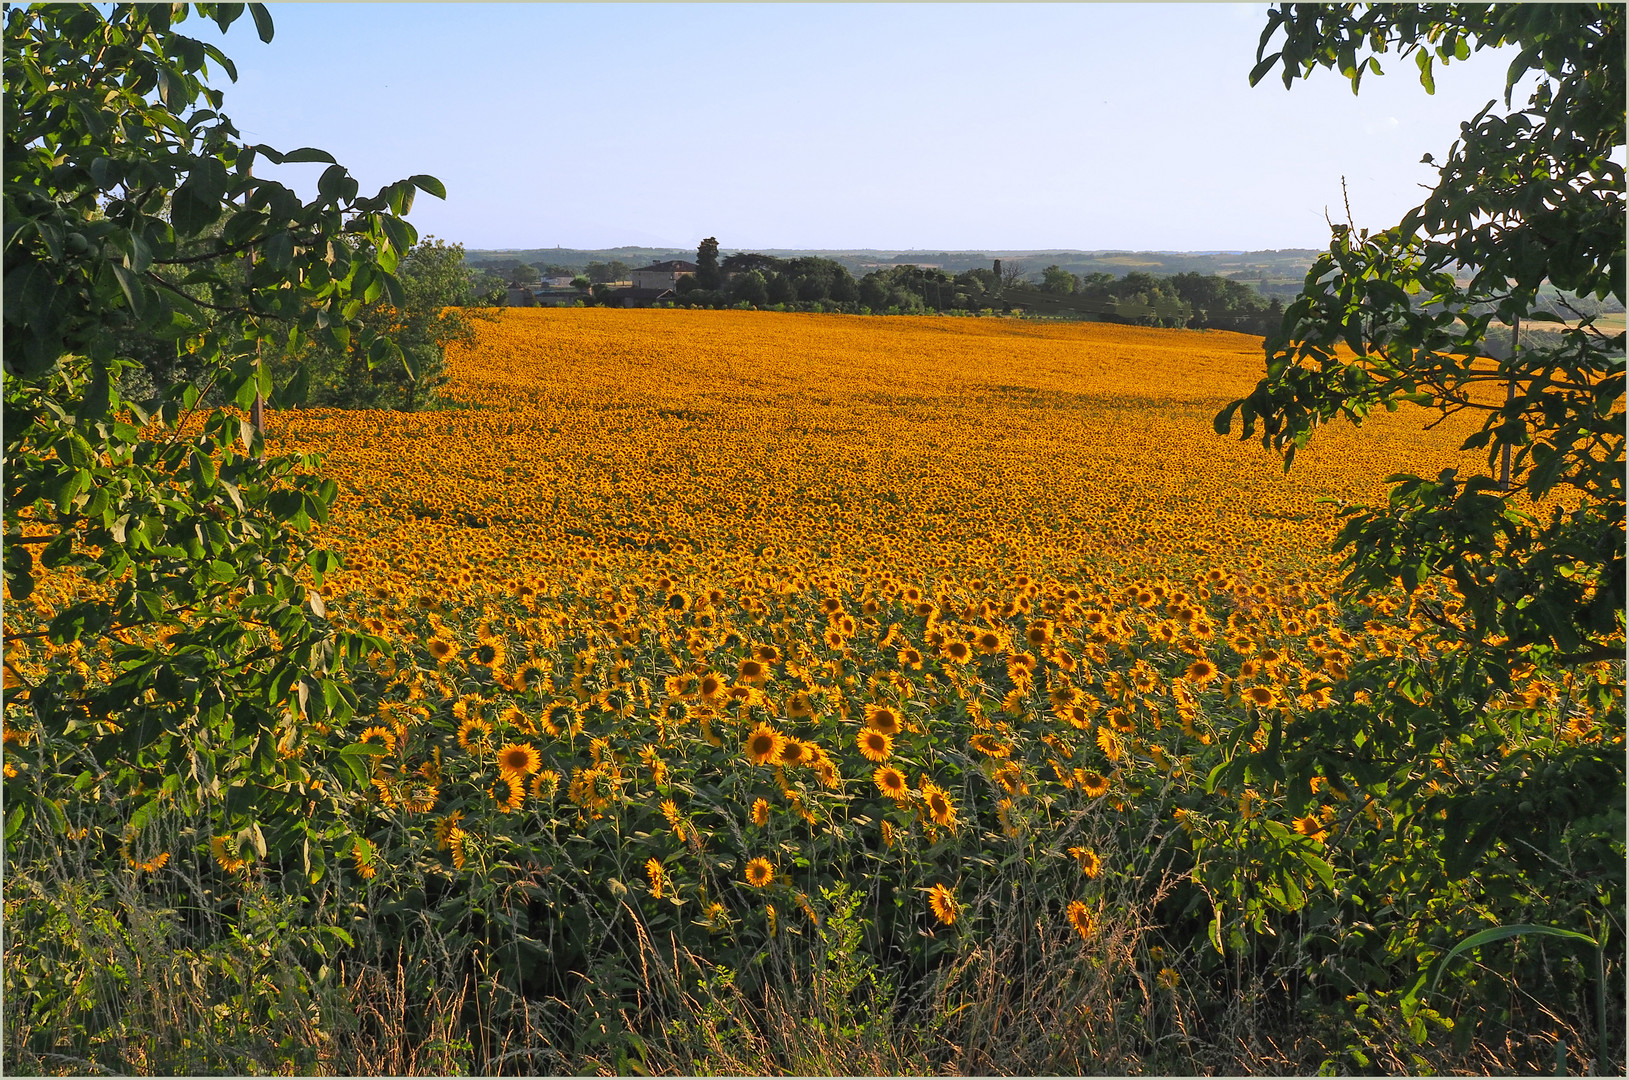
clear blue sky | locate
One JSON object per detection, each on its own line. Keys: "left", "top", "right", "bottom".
{"left": 191, "top": 3, "right": 1524, "bottom": 252}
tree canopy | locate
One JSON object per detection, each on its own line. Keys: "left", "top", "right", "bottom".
{"left": 3, "top": 2, "right": 434, "bottom": 874}
{"left": 1212, "top": 0, "right": 1624, "bottom": 1024}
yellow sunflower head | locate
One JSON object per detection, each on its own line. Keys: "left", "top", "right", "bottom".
{"left": 746, "top": 723, "right": 786, "bottom": 765}
{"left": 745, "top": 857, "right": 774, "bottom": 888}
{"left": 863, "top": 704, "right": 903, "bottom": 736}
{"left": 1066, "top": 899, "right": 1095, "bottom": 940}
{"left": 920, "top": 782, "right": 957, "bottom": 829}
{"left": 927, "top": 882, "right": 957, "bottom": 926}
{"left": 490, "top": 774, "right": 525, "bottom": 813}
{"left": 873, "top": 765, "right": 909, "bottom": 801}
{"left": 857, "top": 727, "right": 893, "bottom": 763}
{"left": 456, "top": 717, "right": 492, "bottom": 753}
{"left": 497, "top": 742, "right": 541, "bottom": 778}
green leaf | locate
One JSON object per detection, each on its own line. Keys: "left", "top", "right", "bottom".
{"left": 248, "top": 2, "right": 275, "bottom": 42}
{"left": 109, "top": 263, "right": 147, "bottom": 318}
{"left": 273, "top": 146, "right": 337, "bottom": 165}
{"left": 1247, "top": 51, "right": 1283, "bottom": 88}
{"left": 1415, "top": 49, "right": 1436, "bottom": 94}
{"left": 409, "top": 174, "right": 447, "bottom": 199}
{"left": 1429, "top": 924, "right": 1598, "bottom": 994}
{"left": 261, "top": 230, "right": 294, "bottom": 271}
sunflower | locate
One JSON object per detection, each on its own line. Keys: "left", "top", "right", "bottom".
{"left": 660, "top": 797, "right": 688, "bottom": 842}
{"left": 1025, "top": 620, "right": 1054, "bottom": 647}
{"left": 665, "top": 672, "right": 699, "bottom": 698}
{"left": 1095, "top": 727, "right": 1123, "bottom": 762}
{"left": 1060, "top": 704, "right": 1093, "bottom": 730}
{"left": 456, "top": 716, "right": 492, "bottom": 753}
{"left": 447, "top": 828, "right": 469, "bottom": 870}
{"left": 942, "top": 640, "right": 972, "bottom": 664}
{"left": 497, "top": 742, "right": 542, "bottom": 779}
{"left": 1066, "top": 899, "right": 1095, "bottom": 940}
{"left": 752, "top": 797, "right": 771, "bottom": 827}
{"left": 699, "top": 672, "right": 728, "bottom": 701}
{"left": 975, "top": 630, "right": 1004, "bottom": 655}
{"left": 778, "top": 739, "right": 812, "bottom": 768}
{"left": 920, "top": 781, "right": 957, "bottom": 829}
{"left": 427, "top": 637, "right": 455, "bottom": 663}
{"left": 358, "top": 725, "right": 397, "bottom": 754}
{"left": 1292, "top": 814, "right": 1327, "bottom": 843}
{"left": 992, "top": 761, "right": 1025, "bottom": 795}
{"left": 897, "top": 646, "right": 924, "bottom": 670}
{"left": 210, "top": 835, "right": 247, "bottom": 873}
{"left": 968, "top": 732, "right": 1012, "bottom": 759}
{"left": 490, "top": 774, "right": 525, "bottom": 813}
{"left": 857, "top": 728, "right": 893, "bottom": 763}
{"left": 1079, "top": 770, "right": 1110, "bottom": 798}
{"left": 645, "top": 857, "right": 667, "bottom": 899}
{"left": 469, "top": 636, "right": 506, "bottom": 670}
{"left": 927, "top": 883, "right": 957, "bottom": 926}
{"left": 873, "top": 765, "right": 909, "bottom": 801}
{"left": 527, "top": 768, "right": 557, "bottom": 801}
{"left": 544, "top": 700, "right": 577, "bottom": 735}
{"left": 352, "top": 843, "right": 377, "bottom": 880}
{"left": 1245, "top": 685, "right": 1277, "bottom": 708}
{"left": 1068, "top": 846, "right": 1103, "bottom": 878}
{"left": 823, "top": 627, "right": 845, "bottom": 649}
{"left": 737, "top": 657, "right": 769, "bottom": 684}
{"left": 746, "top": 723, "right": 787, "bottom": 765}
{"left": 435, "top": 811, "right": 465, "bottom": 851}
{"left": 1184, "top": 658, "right": 1219, "bottom": 684}
{"left": 744, "top": 857, "right": 774, "bottom": 888}
{"left": 863, "top": 703, "right": 903, "bottom": 736}
{"left": 785, "top": 691, "right": 815, "bottom": 719}
{"left": 399, "top": 778, "right": 438, "bottom": 815}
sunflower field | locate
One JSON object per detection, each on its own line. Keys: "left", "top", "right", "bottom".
{"left": 6, "top": 308, "right": 1622, "bottom": 1074}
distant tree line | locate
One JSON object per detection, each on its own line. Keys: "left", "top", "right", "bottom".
{"left": 652, "top": 242, "right": 1288, "bottom": 332}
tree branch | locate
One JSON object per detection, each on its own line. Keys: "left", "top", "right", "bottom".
{"left": 151, "top": 236, "right": 268, "bottom": 265}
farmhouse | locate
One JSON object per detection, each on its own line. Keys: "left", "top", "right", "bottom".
{"left": 630, "top": 260, "right": 698, "bottom": 291}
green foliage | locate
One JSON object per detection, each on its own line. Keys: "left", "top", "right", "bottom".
{"left": 287, "top": 237, "right": 497, "bottom": 411}
{"left": 695, "top": 237, "right": 722, "bottom": 290}
{"left": 1215, "top": 1, "right": 1624, "bottom": 1059}
{"left": 584, "top": 259, "right": 631, "bottom": 285}
{"left": 3, "top": 2, "right": 428, "bottom": 872}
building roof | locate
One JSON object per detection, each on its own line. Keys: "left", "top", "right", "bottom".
{"left": 633, "top": 260, "right": 699, "bottom": 273}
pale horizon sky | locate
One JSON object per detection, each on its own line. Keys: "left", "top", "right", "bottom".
{"left": 188, "top": 3, "right": 1528, "bottom": 253}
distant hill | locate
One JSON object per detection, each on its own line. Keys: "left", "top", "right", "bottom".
{"left": 466, "top": 247, "right": 1325, "bottom": 297}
